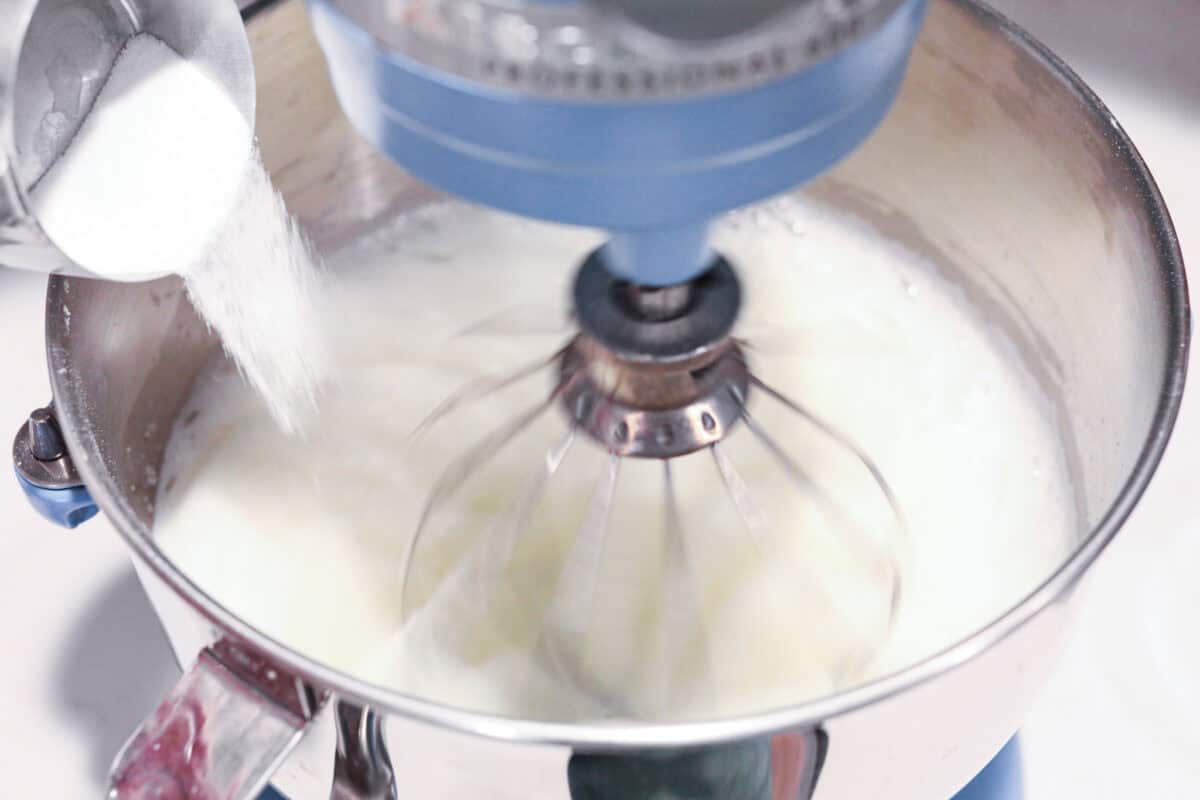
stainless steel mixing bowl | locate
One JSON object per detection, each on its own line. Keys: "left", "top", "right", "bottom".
{"left": 34, "top": 0, "right": 1188, "bottom": 797}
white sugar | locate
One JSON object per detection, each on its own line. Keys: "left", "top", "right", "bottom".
{"left": 186, "top": 156, "right": 330, "bottom": 434}
{"left": 31, "top": 34, "right": 250, "bottom": 281}
{"left": 32, "top": 33, "right": 328, "bottom": 433}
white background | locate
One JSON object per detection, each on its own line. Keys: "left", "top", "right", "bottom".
{"left": 0, "top": 0, "right": 1197, "bottom": 796}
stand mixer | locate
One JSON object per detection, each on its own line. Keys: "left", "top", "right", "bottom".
{"left": 1, "top": 0, "right": 1190, "bottom": 799}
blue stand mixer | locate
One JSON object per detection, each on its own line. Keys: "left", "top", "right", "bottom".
{"left": 2, "top": 0, "right": 1188, "bottom": 798}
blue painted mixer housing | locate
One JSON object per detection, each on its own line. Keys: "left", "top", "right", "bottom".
{"left": 309, "top": 0, "right": 929, "bottom": 286}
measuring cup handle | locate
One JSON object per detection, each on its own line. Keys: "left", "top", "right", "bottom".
{"left": 109, "top": 639, "right": 325, "bottom": 800}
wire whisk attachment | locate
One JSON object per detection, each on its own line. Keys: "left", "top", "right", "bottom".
{"left": 395, "top": 249, "right": 907, "bottom": 720}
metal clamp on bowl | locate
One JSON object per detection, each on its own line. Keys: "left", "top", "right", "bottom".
{"left": 12, "top": 405, "right": 98, "bottom": 529}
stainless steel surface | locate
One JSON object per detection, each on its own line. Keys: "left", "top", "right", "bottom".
{"left": 624, "top": 283, "right": 694, "bottom": 323}
{"left": 12, "top": 404, "right": 81, "bottom": 489}
{"left": 559, "top": 338, "right": 749, "bottom": 459}
{"left": 574, "top": 251, "right": 741, "bottom": 364}
{"left": 0, "top": 0, "right": 253, "bottom": 277}
{"left": 108, "top": 638, "right": 324, "bottom": 800}
{"left": 27, "top": 406, "right": 63, "bottom": 460}
{"left": 565, "top": 248, "right": 749, "bottom": 458}
{"left": 331, "top": 703, "right": 398, "bottom": 800}
{"left": 37, "top": 0, "right": 1189, "bottom": 797}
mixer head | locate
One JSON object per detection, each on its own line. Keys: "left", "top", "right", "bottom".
{"left": 309, "top": 0, "right": 930, "bottom": 285}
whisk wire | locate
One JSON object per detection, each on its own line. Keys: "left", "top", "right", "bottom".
{"left": 710, "top": 437, "right": 851, "bottom": 640}
{"left": 400, "top": 367, "right": 582, "bottom": 620}
{"left": 538, "top": 453, "right": 622, "bottom": 697}
{"left": 711, "top": 443, "right": 769, "bottom": 554}
{"left": 410, "top": 344, "right": 571, "bottom": 441}
{"left": 730, "top": 380, "right": 904, "bottom": 618}
{"left": 747, "top": 373, "right": 906, "bottom": 529}
{"left": 544, "top": 453, "right": 621, "bottom": 640}
{"left": 463, "top": 426, "right": 579, "bottom": 621}
{"left": 481, "top": 426, "right": 578, "bottom": 575}
{"left": 647, "top": 461, "right": 715, "bottom": 711}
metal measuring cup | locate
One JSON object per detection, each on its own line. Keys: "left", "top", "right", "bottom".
{"left": 0, "top": 0, "right": 254, "bottom": 278}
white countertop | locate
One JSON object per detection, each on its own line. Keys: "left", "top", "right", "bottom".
{"left": 1, "top": 1, "right": 1197, "bottom": 797}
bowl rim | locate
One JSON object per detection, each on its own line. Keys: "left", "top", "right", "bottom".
{"left": 46, "top": 0, "right": 1190, "bottom": 752}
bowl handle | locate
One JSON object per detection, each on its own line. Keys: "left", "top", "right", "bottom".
{"left": 108, "top": 638, "right": 325, "bottom": 800}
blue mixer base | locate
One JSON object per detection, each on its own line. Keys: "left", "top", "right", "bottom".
{"left": 952, "top": 738, "right": 1023, "bottom": 800}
